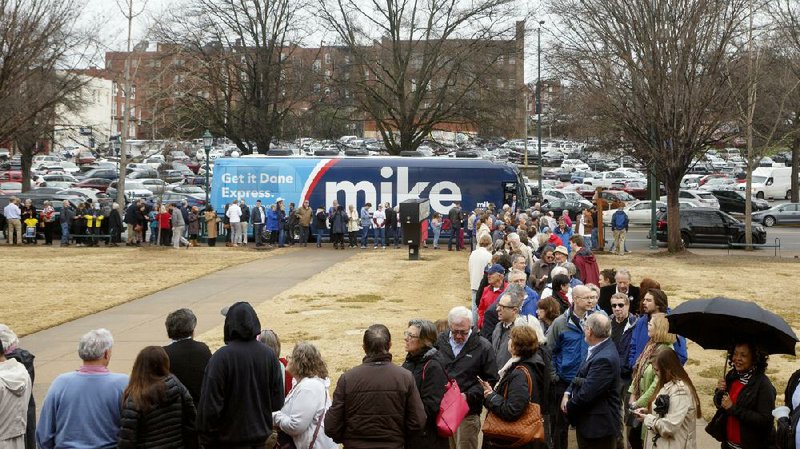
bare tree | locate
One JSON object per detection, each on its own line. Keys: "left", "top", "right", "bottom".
{"left": 153, "top": 0, "right": 316, "bottom": 154}
{"left": 317, "top": 0, "right": 525, "bottom": 154}
{"left": 548, "top": 0, "right": 749, "bottom": 252}
{"left": 0, "top": 0, "right": 97, "bottom": 191}
{"left": 770, "top": 0, "right": 800, "bottom": 202}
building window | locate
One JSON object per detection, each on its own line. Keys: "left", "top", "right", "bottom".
{"left": 498, "top": 55, "right": 504, "bottom": 65}
{"left": 325, "top": 69, "right": 331, "bottom": 78}
{"left": 508, "top": 55, "right": 516, "bottom": 65}
{"left": 313, "top": 60, "right": 321, "bottom": 72}
{"left": 155, "top": 60, "right": 161, "bottom": 68}
{"left": 508, "top": 78, "right": 515, "bottom": 88}
{"left": 411, "top": 79, "right": 417, "bottom": 92}
{"left": 324, "top": 53, "right": 331, "bottom": 64}
{"left": 496, "top": 79, "right": 504, "bottom": 89}
{"left": 313, "top": 83, "right": 321, "bottom": 93}
{"left": 364, "top": 69, "right": 370, "bottom": 80}
{"left": 281, "top": 52, "right": 287, "bottom": 61}
{"left": 344, "top": 55, "right": 351, "bottom": 64}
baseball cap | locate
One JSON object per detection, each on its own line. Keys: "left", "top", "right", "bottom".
{"left": 554, "top": 245, "right": 569, "bottom": 256}
{"left": 487, "top": 264, "right": 506, "bottom": 275}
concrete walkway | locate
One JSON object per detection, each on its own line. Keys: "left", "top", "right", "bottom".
{"left": 20, "top": 247, "right": 355, "bottom": 406}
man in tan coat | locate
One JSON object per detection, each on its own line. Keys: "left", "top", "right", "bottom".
{"left": 295, "top": 200, "right": 313, "bottom": 247}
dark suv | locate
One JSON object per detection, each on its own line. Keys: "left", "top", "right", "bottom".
{"left": 710, "top": 189, "right": 770, "bottom": 214}
{"left": 655, "top": 207, "right": 766, "bottom": 246}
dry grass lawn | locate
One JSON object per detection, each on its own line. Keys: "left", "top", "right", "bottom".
{"left": 197, "top": 249, "right": 800, "bottom": 420}
{"left": 2, "top": 245, "right": 280, "bottom": 336}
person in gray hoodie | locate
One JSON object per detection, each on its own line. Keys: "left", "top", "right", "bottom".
{"left": 0, "top": 338, "right": 32, "bottom": 449}
{"left": 170, "top": 204, "right": 189, "bottom": 249}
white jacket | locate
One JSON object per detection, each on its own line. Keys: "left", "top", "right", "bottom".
{"left": 226, "top": 204, "right": 242, "bottom": 223}
{"left": 0, "top": 359, "right": 31, "bottom": 447}
{"left": 273, "top": 377, "right": 337, "bottom": 449}
{"left": 468, "top": 247, "right": 493, "bottom": 290}
{"left": 643, "top": 380, "right": 697, "bottom": 449}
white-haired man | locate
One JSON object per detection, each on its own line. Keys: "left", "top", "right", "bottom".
{"left": 434, "top": 306, "right": 497, "bottom": 449}
{"left": 37, "top": 329, "right": 128, "bottom": 449}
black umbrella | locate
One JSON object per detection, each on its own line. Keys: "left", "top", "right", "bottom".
{"left": 667, "top": 297, "right": 798, "bottom": 356}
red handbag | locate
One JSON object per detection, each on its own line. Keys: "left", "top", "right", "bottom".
{"left": 421, "top": 361, "right": 470, "bottom": 437}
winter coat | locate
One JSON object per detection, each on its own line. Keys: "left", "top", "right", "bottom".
{"left": 627, "top": 312, "right": 688, "bottom": 368}
{"left": 552, "top": 226, "right": 574, "bottom": 252}
{"left": 204, "top": 211, "right": 218, "bottom": 239}
{"left": 108, "top": 209, "right": 123, "bottom": 232}
{"left": 314, "top": 210, "right": 327, "bottom": 230}
{"left": 330, "top": 209, "right": 347, "bottom": 234}
{"left": 196, "top": 302, "right": 284, "bottom": 448}
{"left": 359, "top": 207, "right": 371, "bottom": 228}
{"left": 117, "top": 374, "right": 197, "bottom": 449}
{"left": 158, "top": 212, "right": 172, "bottom": 229}
{"left": 0, "top": 358, "right": 32, "bottom": 449}
{"left": 468, "top": 247, "right": 493, "bottom": 291}
{"left": 4, "top": 348, "right": 34, "bottom": 449}
{"left": 434, "top": 329, "right": 498, "bottom": 415}
{"left": 324, "top": 353, "right": 426, "bottom": 449}
{"left": 565, "top": 338, "right": 622, "bottom": 440}
{"left": 491, "top": 322, "right": 514, "bottom": 370}
{"left": 401, "top": 348, "right": 449, "bottom": 449}
{"left": 530, "top": 260, "right": 555, "bottom": 292}
{"left": 347, "top": 211, "right": 361, "bottom": 232}
{"left": 483, "top": 354, "right": 548, "bottom": 449}
{"left": 266, "top": 209, "right": 279, "bottom": 232}
{"left": 272, "top": 377, "right": 337, "bottom": 449}
{"left": 171, "top": 209, "right": 186, "bottom": 228}
{"left": 60, "top": 206, "right": 76, "bottom": 225}
{"left": 295, "top": 206, "right": 312, "bottom": 227}
{"left": 124, "top": 203, "right": 139, "bottom": 225}
{"left": 188, "top": 212, "right": 200, "bottom": 235}
{"left": 478, "top": 282, "right": 508, "bottom": 330}
{"left": 611, "top": 210, "right": 629, "bottom": 231}
{"left": 163, "top": 339, "right": 212, "bottom": 404}
{"left": 240, "top": 205, "right": 250, "bottom": 224}
{"left": 643, "top": 380, "right": 697, "bottom": 449}
{"left": 709, "top": 370, "right": 776, "bottom": 449}
{"left": 572, "top": 247, "right": 600, "bottom": 286}
{"left": 448, "top": 206, "right": 462, "bottom": 229}
{"left": 545, "top": 307, "right": 590, "bottom": 384}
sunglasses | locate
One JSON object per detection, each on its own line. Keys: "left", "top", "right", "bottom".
{"left": 611, "top": 303, "right": 626, "bottom": 308}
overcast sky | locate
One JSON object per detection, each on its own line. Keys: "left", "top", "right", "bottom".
{"left": 83, "top": 0, "right": 543, "bottom": 82}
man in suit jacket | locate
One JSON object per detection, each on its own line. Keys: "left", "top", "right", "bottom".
{"left": 561, "top": 313, "right": 621, "bottom": 449}
{"left": 598, "top": 268, "right": 640, "bottom": 315}
{"left": 163, "top": 308, "right": 212, "bottom": 403}
{"left": 251, "top": 200, "right": 266, "bottom": 247}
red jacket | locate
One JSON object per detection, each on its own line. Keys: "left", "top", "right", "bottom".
{"left": 478, "top": 282, "right": 508, "bottom": 329}
{"left": 548, "top": 233, "right": 563, "bottom": 247}
{"left": 158, "top": 212, "right": 172, "bottom": 229}
{"left": 573, "top": 247, "right": 600, "bottom": 286}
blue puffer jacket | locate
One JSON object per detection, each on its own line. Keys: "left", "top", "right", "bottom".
{"left": 627, "top": 310, "right": 688, "bottom": 369}
{"left": 546, "top": 308, "right": 590, "bottom": 384}
{"left": 266, "top": 209, "right": 279, "bottom": 231}
{"left": 359, "top": 207, "right": 371, "bottom": 228}
{"left": 611, "top": 210, "right": 629, "bottom": 231}
{"left": 553, "top": 226, "right": 574, "bottom": 252}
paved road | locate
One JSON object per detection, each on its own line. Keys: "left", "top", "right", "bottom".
{"left": 606, "top": 227, "right": 800, "bottom": 257}
{"left": 19, "top": 247, "right": 355, "bottom": 406}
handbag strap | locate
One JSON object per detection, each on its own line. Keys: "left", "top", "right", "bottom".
{"left": 308, "top": 389, "right": 327, "bottom": 449}
{"left": 501, "top": 366, "right": 534, "bottom": 400}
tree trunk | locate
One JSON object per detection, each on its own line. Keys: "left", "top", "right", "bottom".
{"left": 792, "top": 136, "right": 799, "bottom": 203}
{"left": 744, "top": 160, "right": 753, "bottom": 250}
{"left": 19, "top": 143, "right": 34, "bottom": 193}
{"left": 665, "top": 176, "right": 683, "bottom": 253}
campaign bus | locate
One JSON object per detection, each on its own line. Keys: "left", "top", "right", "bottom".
{"left": 210, "top": 156, "right": 529, "bottom": 215}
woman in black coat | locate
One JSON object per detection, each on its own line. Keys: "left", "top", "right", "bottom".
{"left": 707, "top": 342, "right": 776, "bottom": 449}
{"left": 108, "top": 203, "right": 123, "bottom": 246}
{"left": 479, "top": 325, "right": 547, "bottom": 449}
{"left": 330, "top": 205, "right": 347, "bottom": 250}
{"left": 118, "top": 346, "right": 197, "bottom": 449}
{"left": 402, "top": 319, "right": 449, "bottom": 449}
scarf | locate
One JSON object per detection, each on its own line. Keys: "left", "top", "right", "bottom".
{"left": 735, "top": 368, "right": 755, "bottom": 385}
{"left": 631, "top": 341, "right": 660, "bottom": 398}
{"left": 497, "top": 356, "right": 522, "bottom": 384}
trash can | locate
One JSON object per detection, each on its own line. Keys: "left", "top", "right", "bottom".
{"left": 400, "top": 199, "right": 431, "bottom": 260}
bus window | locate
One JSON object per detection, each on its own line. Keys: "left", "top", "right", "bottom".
{"left": 503, "top": 182, "right": 517, "bottom": 207}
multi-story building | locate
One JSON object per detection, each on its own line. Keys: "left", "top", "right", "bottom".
{"left": 53, "top": 73, "right": 114, "bottom": 151}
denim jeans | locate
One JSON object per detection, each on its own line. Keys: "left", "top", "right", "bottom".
{"left": 591, "top": 227, "right": 599, "bottom": 250}
{"left": 433, "top": 228, "right": 441, "bottom": 247}
{"left": 373, "top": 227, "right": 385, "bottom": 247}
{"left": 448, "top": 228, "right": 462, "bottom": 250}
{"left": 254, "top": 224, "right": 265, "bottom": 245}
{"left": 361, "top": 226, "right": 370, "bottom": 247}
{"left": 583, "top": 234, "right": 594, "bottom": 252}
{"left": 61, "top": 222, "right": 69, "bottom": 245}
{"left": 299, "top": 225, "right": 309, "bottom": 245}
{"left": 278, "top": 228, "right": 286, "bottom": 247}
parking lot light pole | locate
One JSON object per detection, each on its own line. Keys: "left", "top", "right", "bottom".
{"left": 536, "top": 20, "right": 545, "bottom": 201}
{"left": 203, "top": 130, "right": 212, "bottom": 206}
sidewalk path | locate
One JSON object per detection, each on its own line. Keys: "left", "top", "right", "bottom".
{"left": 20, "top": 248, "right": 355, "bottom": 406}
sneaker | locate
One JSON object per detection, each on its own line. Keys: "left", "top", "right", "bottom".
{"left": 373, "top": 246, "right": 378, "bottom": 249}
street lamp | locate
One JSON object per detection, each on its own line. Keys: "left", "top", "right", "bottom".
{"left": 203, "top": 129, "right": 213, "bottom": 206}
{"left": 536, "top": 20, "right": 545, "bottom": 203}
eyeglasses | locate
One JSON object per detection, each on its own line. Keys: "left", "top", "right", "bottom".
{"left": 403, "top": 331, "right": 420, "bottom": 340}
{"left": 450, "top": 329, "right": 470, "bottom": 336}
{"left": 511, "top": 279, "right": 526, "bottom": 284}
{"left": 611, "top": 303, "right": 626, "bottom": 308}
{"left": 496, "top": 303, "right": 515, "bottom": 310}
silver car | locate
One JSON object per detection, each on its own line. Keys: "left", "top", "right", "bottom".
{"left": 751, "top": 203, "right": 800, "bottom": 227}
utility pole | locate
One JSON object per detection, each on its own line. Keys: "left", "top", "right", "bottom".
{"left": 536, "top": 21, "right": 545, "bottom": 201}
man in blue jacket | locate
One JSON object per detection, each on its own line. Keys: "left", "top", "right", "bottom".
{"left": 627, "top": 288, "right": 688, "bottom": 368}
{"left": 610, "top": 205, "right": 629, "bottom": 256}
{"left": 563, "top": 313, "right": 621, "bottom": 449}
{"left": 546, "top": 285, "right": 596, "bottom": 449}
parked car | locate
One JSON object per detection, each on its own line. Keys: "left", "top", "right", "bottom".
{"left": 0, "top": 171, "right": 23, "bottom": 182}
{"left": 661, "top": 189, "right": 719, "bottom": 209}
{"left": 541, "top": 199, "right": 592, "bottom": 221}
{"left": 149, "top": 192, "right": 206, "bottom": 208}
{"left": 160, "top": 170, "right": 185, "bottom": 184}
{"left": 655, "top": 207, "right": 766, "bottom": 246}
{"left": 76, "top": 151, "right": 96, "bottom": 165}
{"left": 610, "top": 180, "right": 650, "bottom": 200}
{"left": 80, "top": 168, "right": 119, "bottom": 181}
{"left": 128, "top": 168, "right": 159, "bottom": 179}
{"left": 710, "top": 189, "right": 769, "bottom": 214}
{"left": 751, "top": 202, "right": 800, "bottom": 227}
{"left": 0, "top": 182, "right": 22, "bottom": 194}
{"left": 73, "top": 178, "right": 113, "bottom": 193}
{"left": 169, "top": 184, "right": 206, "bottom": 198}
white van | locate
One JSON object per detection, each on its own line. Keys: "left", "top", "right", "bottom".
{"left": 750, "top": 166, "right": 792, "bottom": 200}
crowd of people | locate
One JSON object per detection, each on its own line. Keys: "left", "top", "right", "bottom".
{"left": 0, "top": 198, "right": 788, "bottom": 449}
{"left": 3, "top": 191, "right": 635, "bottom": 255}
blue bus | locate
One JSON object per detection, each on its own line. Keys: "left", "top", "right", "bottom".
{"left": 210, "top": 156, "right": 528, "bottom": 215}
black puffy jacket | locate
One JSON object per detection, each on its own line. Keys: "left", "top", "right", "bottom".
{"left": 434, "top": 329, "right": 498, "bottom": 415}
{"left": 402, "top": 347, "right": 449, "bottom": 449}
{"left": 117, "top": 374, "right": 197, "bottom": 449}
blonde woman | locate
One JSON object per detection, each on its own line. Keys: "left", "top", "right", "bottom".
{"left": 347, "top": 204, "right": 360, "bottom": 248}
{"left": 627, "top": 313, "right": 676, "bottom": 449}
{"left": 272, "top": 343, "right": 337, "bottom": 449}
